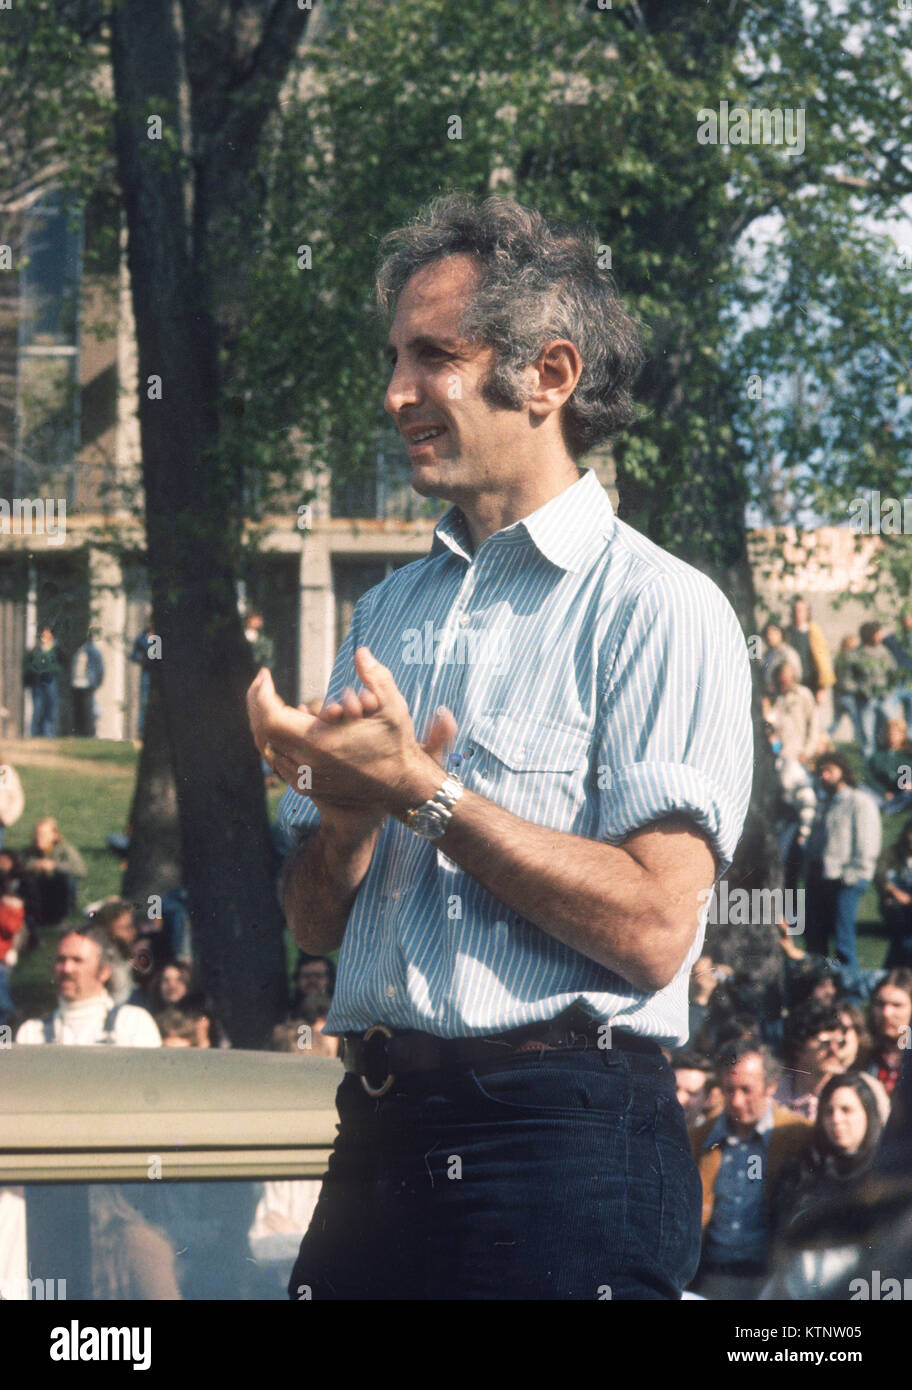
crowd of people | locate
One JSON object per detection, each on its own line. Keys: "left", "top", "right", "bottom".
{"left": 0, "top": 763, "right": 335, "bottom": 1051}
{"left": 0, "top": 871, "right": 337, "bottom": 1054}
{"left": 762, "top": 600, "right": 912, "bottom": 773}
{"left": 676, "top": 950, "right": 910, "bottom": 1298}
{"left": 761, "top": 599, "right": 912, "bottom": 756}
{"left": 17, "top": 609, "right": 274, "bottom": 740}
{"left": 762, "top": 598, "right": 912, "bottom": 973}
{"left": 667, "top": 597, "right": 912, "bottom": 1297}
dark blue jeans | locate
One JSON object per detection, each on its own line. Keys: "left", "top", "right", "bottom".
{"left": 806, "top": 870, "right": 868, "bottom": 973}
{"left": 288, "top": 1044, "right": 701, "bottom": 1300}
{"left": 777, "top": 818, "right": 808, "bottom": 894}
{"left": 30, "top": 679, "right": 59, "bottom": 737}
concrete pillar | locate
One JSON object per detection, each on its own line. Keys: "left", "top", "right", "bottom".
{"left": 89, "top": 546, "right": 127, "bottom": 740}
{"left": 298, "top": 529, "right": 334, "bottom": 702}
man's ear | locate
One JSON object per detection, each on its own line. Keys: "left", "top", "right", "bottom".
{"left": 98, "top": 961, "right": 112, "bottom": 986}
{"left": 527, "top": 339, "right": 583, "bottom": 419}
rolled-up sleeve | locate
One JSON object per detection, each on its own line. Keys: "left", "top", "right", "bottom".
{"left": 595, "top": 569, "right": 754, "bottom": 875}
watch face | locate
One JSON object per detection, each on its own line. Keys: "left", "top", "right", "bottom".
{"left": 412, "top": 808, "right": 445, "bottom": 838}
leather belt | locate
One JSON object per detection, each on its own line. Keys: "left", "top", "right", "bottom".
{"left": 341, "top": 1015, "right": 662, "bottom": 1097}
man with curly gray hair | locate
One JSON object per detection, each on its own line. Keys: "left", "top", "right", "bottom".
{"left": 249, "top": 192, "right": 754, "bottom": 1301}
{"left": 374, "top": 193, "right": 643, "bottom": 457}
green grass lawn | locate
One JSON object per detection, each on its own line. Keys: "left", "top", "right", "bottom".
{"left": 4, "top": 740, "right": 294, "bottom": 1023}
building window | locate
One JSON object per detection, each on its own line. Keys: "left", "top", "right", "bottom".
{"left": 15, "top": 192, "right": 83, "bottom": 505}
{"left": 329, "top": 428, "right": 439, "bottom": 521}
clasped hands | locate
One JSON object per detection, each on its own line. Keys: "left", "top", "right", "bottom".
{"left": 246, "top": 645, "right": 458, "bottom": 827}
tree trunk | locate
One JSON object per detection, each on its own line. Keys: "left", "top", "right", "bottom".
{"left": 122, "top": 676, "right": 182, "bottom": 904}
{"left": 108, "top": 2, "right": 307, "bottom": 1046}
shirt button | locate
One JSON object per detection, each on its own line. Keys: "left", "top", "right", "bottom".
{"left": 458, "top": 613, "right": 470, "bottom": 626}
{"left": 385, "top": 984, "right": 396, "bottom": 999}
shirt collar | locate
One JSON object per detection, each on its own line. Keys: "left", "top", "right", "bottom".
{"left": 706, "top": 1099, "right": 775, "bottom": 1148}
{"left": 430, "top": 467, "right": 616, "bottom": 572}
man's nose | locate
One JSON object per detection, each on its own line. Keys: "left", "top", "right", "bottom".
{"left": 383, "top": 360, "right": 421, "bottom": 417}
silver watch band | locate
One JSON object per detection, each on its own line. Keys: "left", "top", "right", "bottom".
{"left": 404, "top": 772, "right": 464, "bottom": 839}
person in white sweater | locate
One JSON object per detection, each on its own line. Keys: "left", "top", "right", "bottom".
{"left": 15, "top": 926, "right": 160, "bottom": 1046}
{"left": 6, "top": 928, "right": 159, "bottom": 1298}
{"left": 0, "top": 756, "right": 24, "bottom": 852}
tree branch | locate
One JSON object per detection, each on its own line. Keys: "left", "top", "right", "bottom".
{"left": 191, "top": 0, "right": 312, "bottom": 198}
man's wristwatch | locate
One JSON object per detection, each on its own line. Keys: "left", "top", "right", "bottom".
{"left": 404, "top": 772, "right": 464, "bottom": 839}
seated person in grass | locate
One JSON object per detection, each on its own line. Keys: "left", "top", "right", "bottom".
{"left": 23, "top": 817, "right": 86, "bottom": 929}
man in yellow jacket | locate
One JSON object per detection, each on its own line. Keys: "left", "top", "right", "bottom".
{"left": 689, "top": 1038, "right": 812, "bottom": 1299}
{"left": 787, "top": 596, "right": 835, "bottom": 710}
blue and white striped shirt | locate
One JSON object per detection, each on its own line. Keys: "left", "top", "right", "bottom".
{"left": 278, "top": 466, "right": 753, "bottom": 1046}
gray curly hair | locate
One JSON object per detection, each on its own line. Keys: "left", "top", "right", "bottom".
{"left": 375, "top": 193, "right": 644, "bottom": 459}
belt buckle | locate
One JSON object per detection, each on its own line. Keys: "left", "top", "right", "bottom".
{"left": 361, "top": 1023, "right": 395, "bottom": 1097}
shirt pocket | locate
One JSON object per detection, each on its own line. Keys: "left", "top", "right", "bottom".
{"left": 464, "top": 712, "right": 592, "bottom": 826}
